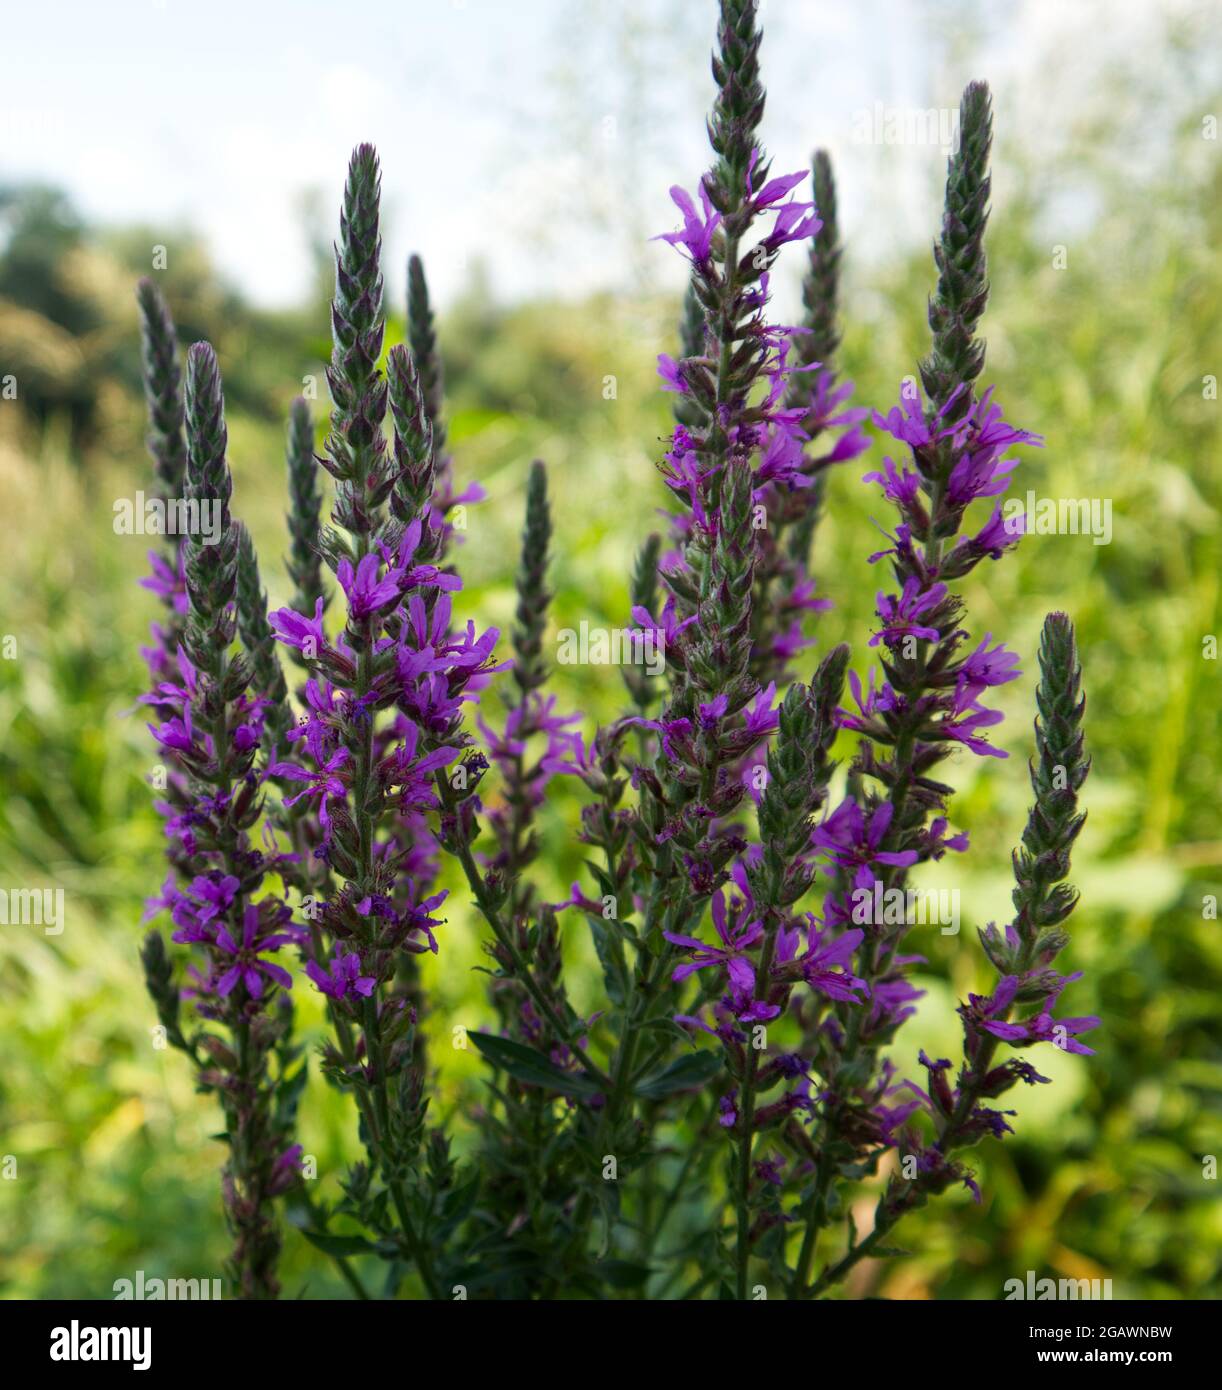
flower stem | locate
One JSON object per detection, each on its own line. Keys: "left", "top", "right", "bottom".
{"left": 435, "top": 772, "right": 614, "bottom": 1093}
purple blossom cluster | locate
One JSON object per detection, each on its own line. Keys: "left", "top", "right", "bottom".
{"left": 266, "top": 525, "right": 502, "bottom": 984}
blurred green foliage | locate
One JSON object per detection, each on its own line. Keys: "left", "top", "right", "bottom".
{"left": 1, "top": 52, "right": 1219, "bottom": 1299}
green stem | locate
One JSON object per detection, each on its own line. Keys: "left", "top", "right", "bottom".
{"left": 298, "top": 1190, "right": 372, "bottom": 1300}
{"left": 733, "top": 917, "right": 781, "bottom": 1299}
{"left": 805, "top": 1212, "right": 898, "bottom": 1299}
{"left": 343, "top": 625, "right": 442, "bottom": 1298}
{"left": 436, "top": 772, "right": 614, "bottom": 1092}
{"left": 360, "top": 995, "right": 443, "bottom": 1299}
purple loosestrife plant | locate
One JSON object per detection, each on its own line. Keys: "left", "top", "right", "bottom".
{"left": 562, "top": 0, "right": 860, "bottom": 1298}
{"left": 130, "top": 0, "right": 1096, "bottom": 1301}
{"left": 265, "top": 147, "right": 502, "bottom": 1297}
{"left": 138, "top": 337, "right": 305, "bottom": 1300}
{"left": 779, "top": 81, "right": 1091, "bottom": 1299}
{"left": 475, "top": 460, "right": 582, "bottom": 923}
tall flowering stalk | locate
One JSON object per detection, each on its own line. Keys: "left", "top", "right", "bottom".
{"left": 611, "top": 0, "right": 855, "bottom": 1296}
{"left": 625, "top": 0, "right": 814, "bottom": 1021}
{"left": 265, "top": 145, "right": 503, "bottom": 1297}
{"left": 477, "top": 460, "right": 582, "bottom": 921}
{"left": 388, "top": 255, "right": 486, "bottom": 1050}
{"left": 139, "top": 340, "right": 304, "bottom": 1299}
{"left": 781, "top": 81, "right": 1092, "bottom": 1298}
{"left": 434, "top": 0, "right": 830, "bottom": 1297}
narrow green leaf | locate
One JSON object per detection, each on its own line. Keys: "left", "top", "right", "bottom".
{"left": 586, "top": 917, "right": 627, "bottom": 1006}
{"left": 469, "top": 1031, "right": 600, "bottom": 1099}
{"left": 300, "top": 1229, "right": 380, "bottom": 1258}
{"left": 635, "top": 1049, "right": 723, "bottom": 1100}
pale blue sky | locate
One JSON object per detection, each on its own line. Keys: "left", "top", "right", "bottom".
{"left": 0, "top": 0, "right": 1190, "bottom": 311}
